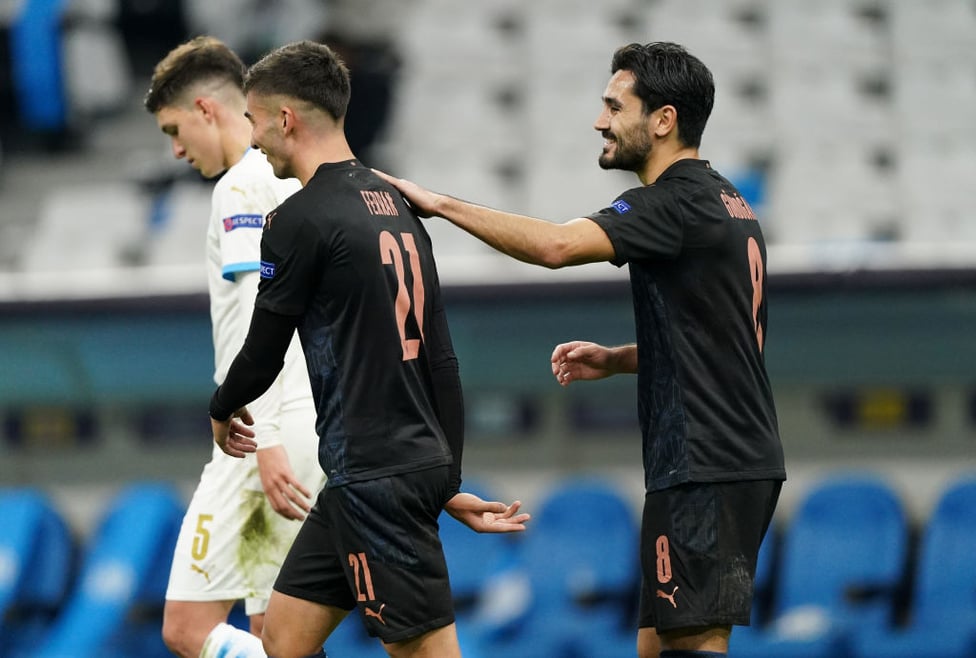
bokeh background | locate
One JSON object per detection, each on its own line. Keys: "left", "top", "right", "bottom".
{"left": 1, "top": 1, "right": 975, "bottom": 656}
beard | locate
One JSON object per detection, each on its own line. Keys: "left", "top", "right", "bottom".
{"left": 598, "top": 129, "right": 651, "bottom": 172}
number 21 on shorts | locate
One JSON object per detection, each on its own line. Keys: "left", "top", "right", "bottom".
{"left": 348, "top": 551, "right": 377, "bottom": 602}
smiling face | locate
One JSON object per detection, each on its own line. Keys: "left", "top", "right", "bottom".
{"left": 154, "top": 101, "right": 226, "bottom": 179}
{"left": 593, "top": 69, "right": 654, "bottom": 173}
{"left": 245, "top": 91, "right": 293, "bottom": 180}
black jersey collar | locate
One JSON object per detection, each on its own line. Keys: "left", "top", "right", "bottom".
{"left": 312, "top": 159, "right": 362, "bottom": 177}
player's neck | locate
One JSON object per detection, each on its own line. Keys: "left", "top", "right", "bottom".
{"left": 639, "top": 143, "right": 699, "bottom": 186}
{"left": 221, "top": 121, "right": 254, "bottom": 170}
{"left": 294, "top": 134, "right": 355, "bottom": 186}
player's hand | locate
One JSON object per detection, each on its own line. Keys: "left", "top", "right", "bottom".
{"left": 257, "top": 444, "right": 313, "bottom": 521}
{"left": 372, "top": 169, "right": 443, "bottom": 218}
{"left": 445, "top": 492, "right": 530, "bottom": 533}
{"left": 551, "top": 340, "right": 614, "bottom": 386}
{"left": 211, "top": 407, "right": 257, "bottom": 458}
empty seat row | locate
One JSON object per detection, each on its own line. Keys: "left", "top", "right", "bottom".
{"left": 0, "top": 483, "right": 182, "bottom": 658}
{"left": 4, "top": 472, "right": 976, "bottom": 657}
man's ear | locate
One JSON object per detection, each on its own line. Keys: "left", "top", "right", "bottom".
{"left": 195, "top": 97, "right": 217, "bottom": 121}
{"left": 652, "top": 104, "right": 678, "bottom": 138}
{"left": 280, "top": 105, "right": 296, "bottom": 134}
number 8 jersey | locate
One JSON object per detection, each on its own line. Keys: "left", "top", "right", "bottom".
{"left": 587, "top": 158, "right": 785, "bottom": 493}
{"left": 255, "top": 159, "right": 460, "bottom": 488}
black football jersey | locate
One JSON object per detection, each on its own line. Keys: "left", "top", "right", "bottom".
{"left": 256, "top": 160, "right": 456, "bottom": 486}
{"left": 588, "top": 159, "right": 785, "bottom": 492}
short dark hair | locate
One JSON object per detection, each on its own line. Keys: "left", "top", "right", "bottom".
{"left": 244, "top": 41, "right": 351, "bottom": 122}
{"left": 611, "top": 42, "right": 715, "bottom": 148}
{"left": 144, "top": 36, "right": 245, "bottom": 113}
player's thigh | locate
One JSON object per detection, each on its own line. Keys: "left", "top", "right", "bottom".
{"left": 263, "top": 589, "right": 346, "bottom": 657}
{"left": 382, "top": 622, "right": 460, "bottom": 658}
{"left": 637, "top": 627, "right": 659, "bottom": 658}
{"left": 659, "top": 624, "right": 731, "bottom": 652}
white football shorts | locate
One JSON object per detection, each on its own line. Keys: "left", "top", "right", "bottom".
{"left": 166, "top": 405, "right": 324, "bottom": 615}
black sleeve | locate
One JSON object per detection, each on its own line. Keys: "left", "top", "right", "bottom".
{"left": 426, "top": 302, "right": 465, "bottom": 498}
{"left": 588, "top": 186, "right": 684, "bottom": 266}
{"left": 209, "top": 307, "right": 301, "bottom": 420}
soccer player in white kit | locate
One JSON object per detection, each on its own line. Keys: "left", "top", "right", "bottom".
{"left": 145, "top": 36, "right": 325, "bottom": 658}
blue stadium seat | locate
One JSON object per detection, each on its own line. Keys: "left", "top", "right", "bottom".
{"left": 0, "top": 488, "right": 74, "bottom": 658}
{"left": 29, "top": 482, "right": 184, "bottom": 658}
{"left": 8, "top": 0, "right": 68, "bottom": 135}
{"left": 730, "top": 474, "right": 909, "bottom": 658}
{"left": 478, "top": 477, "right": 640, "bottom": 658}
{"left": 850, "top": 475, "right": 976, "bottom": 658}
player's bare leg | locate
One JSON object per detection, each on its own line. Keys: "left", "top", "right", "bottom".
{"left": 249, "top": 612, "right": 265, "bottom": 641}
{"left": 661, "top": 625, "right": 731, "bottom": 654}
{"left": 383, "top": 623, "right": 461, "bottom": 658}
{"left": 261, "top": 591, "right": 346, "bottom": 658}
{"left": 162, "top": 599, "right": 235, "bottom": 657}
{"left": 638, "top": 627, "right": 662, "bottom": 658}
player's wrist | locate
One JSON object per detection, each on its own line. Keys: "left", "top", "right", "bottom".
{"left": 209, "top": 387, "right": 234, "bottom": 421}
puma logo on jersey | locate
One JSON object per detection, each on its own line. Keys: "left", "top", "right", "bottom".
{"left": 190, "top": 564, "right": 211, "bottom": 583}
{"left": 364, "top": 603, "right": 387, "bottom": 625}
{"left": 656, "top": 585, "right": 679, "bottom": 608}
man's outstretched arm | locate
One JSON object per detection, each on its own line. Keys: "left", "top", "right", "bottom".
{"left": 375, "top": 170, "right": 616, "bottom": 268}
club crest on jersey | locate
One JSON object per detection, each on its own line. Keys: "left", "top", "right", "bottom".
{"left": 222, "top": 214, "right": 264, "bottom": 232}
{"left": 611, "top": 199, "right": 632, "bottom": 214}
{"left": 260, "top": 261, "right": 276, "bottom": 279}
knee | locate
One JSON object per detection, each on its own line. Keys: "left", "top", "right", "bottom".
{"left": 160, "top": 614, "right": 192, "bottom": 657}
{"left": 261, "top": 625, "right": 317, "bottom": 658}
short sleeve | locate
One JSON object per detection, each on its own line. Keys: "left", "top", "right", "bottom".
{"left": 255, "top": 208, "right": 320, "bottom": 316}
{"left": 587, "top": 186, "right": 684, "bottom": 266}
{"left": 213, "top": 183, "right": 270, "bottom": 282}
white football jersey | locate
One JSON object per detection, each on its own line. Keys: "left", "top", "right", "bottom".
{"left": 205, "top": 147, "right": 308, "bottom": 446}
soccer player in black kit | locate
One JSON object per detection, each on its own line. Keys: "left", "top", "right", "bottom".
{"left": 208, "top": 41, "right": 530, "bottom": 658}
{"left": 379, "top": 42, "right": 786, "bottom": 658}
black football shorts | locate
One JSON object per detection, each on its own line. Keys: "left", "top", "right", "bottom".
{"left": 274, "top": 465, "right": 455, "bottom": 643}
{"left": 637, "top": 479, "right": 781, "bottom": 632}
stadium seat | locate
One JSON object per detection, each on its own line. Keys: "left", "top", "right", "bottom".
{"left": 22, "top": 182, "right": 150, "bottom": 273}
{"left": 29, "top": 482, "right": 184, "bottom": 658}
{"left": 729, "top": 473, "right": 909, "bottom": 658}
{"left": 8, "top": 0, "right": 69, "bottom": 136}
{"left": 477, "top": 477, "right": 639, "bottom": 658}
{"left": 850, "top": 475, "right": 976, "bottom": 658}
{"left": 0, "top": 488, "right": 74, "bottom": 658}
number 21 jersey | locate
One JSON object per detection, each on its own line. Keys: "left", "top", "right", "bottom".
{"left": 255, "top": 160, "right": 456, "bottom": 487}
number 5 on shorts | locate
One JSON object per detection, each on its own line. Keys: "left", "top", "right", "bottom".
{"left": 191, "top": 514, "right": 213, "bottom": 561}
